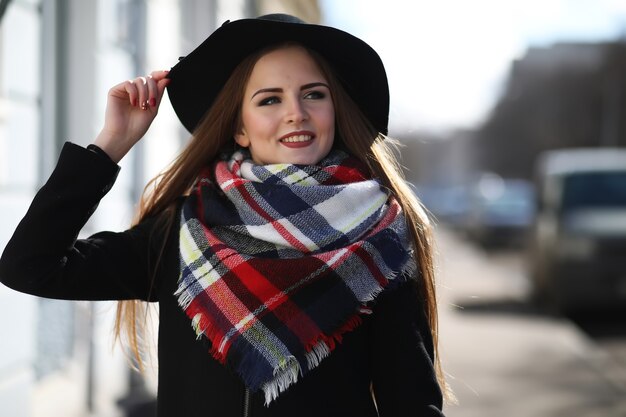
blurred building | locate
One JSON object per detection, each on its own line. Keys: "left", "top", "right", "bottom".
{"left": 0, "top": 1, "right": 318, "bottom": 416}
{"left": 476, "top": 39, "right": 626, "bottom": 179}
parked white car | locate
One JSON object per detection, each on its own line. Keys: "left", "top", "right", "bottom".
{"left": 529, "top": 148, "right": 626, "bottom": 311}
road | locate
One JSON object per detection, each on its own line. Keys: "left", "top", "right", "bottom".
{"left": 435, "top": 227, "right": 626, "bottom": 417}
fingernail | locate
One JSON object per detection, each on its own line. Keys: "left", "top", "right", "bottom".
{"left": 150, "top": 98, "right": 156, "bottom": 107}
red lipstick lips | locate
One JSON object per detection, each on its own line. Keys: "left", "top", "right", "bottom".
{"left": 279, "top": 131, "right": 315, "bottom": 148}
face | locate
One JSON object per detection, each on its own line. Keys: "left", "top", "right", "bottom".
{"left": 235, "top": 45, "right": 335, "bottom": 165}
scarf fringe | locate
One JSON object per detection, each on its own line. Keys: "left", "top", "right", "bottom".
{"left": 260, "top": 308, "right": 371, "bottom": 404}
{"left": 187, "top": 309, "right": 230, "bottom": 362}
{"left": 305, "top": 340, "right": 331, "bottom": 370}
{"left": 391, "top": 254, "right": 417, "bottom": 284}
{"left": 174, "top": 285, "right": 194, "bottom": 311}
{"left": 261, "top": 357, "right": 301, "bottom": 405}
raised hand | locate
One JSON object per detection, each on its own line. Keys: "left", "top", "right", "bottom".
{"left": 93, "top": 70, "right": 171, "bottom": 163}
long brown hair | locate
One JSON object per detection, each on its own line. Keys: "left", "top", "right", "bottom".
{"left": 115, "top": 43, "right": 449, "bottom": 398}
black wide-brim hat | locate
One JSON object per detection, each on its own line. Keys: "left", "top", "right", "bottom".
{"left": 166, "top": 13, "right": 389, "bottom": 135}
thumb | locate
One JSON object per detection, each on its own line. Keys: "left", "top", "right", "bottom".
{"left": 158, "top": 78, "right": 170, "bottom": 92}
{"left": 157, "top": 78, "right": 171, "bottom": 100}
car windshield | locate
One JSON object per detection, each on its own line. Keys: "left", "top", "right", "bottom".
{"left": 561, "top": 171, "right": 626, "bottom": 211}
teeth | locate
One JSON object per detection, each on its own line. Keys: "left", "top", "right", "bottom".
{"left": 281, "top": 135, "right": 312, "bottom": 143}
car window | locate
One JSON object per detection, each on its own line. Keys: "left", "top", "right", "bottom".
{"left": 561, "top": 172, "right": 626, "bottom": 211}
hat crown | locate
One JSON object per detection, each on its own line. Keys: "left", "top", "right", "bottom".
{"left": 257, "top": 13, "right": 306, "bottom": 24}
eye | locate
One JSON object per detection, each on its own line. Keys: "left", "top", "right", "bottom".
{"left": 258, "top": 96, "right": 281, "bottom": 106}
{"left": 304, "top": 90, "right": 326, "bottom": 100}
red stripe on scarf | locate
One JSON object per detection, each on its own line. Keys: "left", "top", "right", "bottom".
{"left": 354, "top": 245, "right": 389, "bottom": 286}
{"left": 185, "top": 298, "right": 229, "bottom": 362}
{"left": 203, "top": 226, "right": 326, "bottom": 347}
{"left": 235, "top": 182, "right": 311, "bottom": 253}
{"left": 319, "top": 161, "right": 369, "bottom": 185}
{"left": 239, "top": 258, "right": 334, "bottom": 343}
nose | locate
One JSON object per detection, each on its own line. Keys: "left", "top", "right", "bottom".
{"left": 284, "top": 97, "right": 308, "bottom": 124}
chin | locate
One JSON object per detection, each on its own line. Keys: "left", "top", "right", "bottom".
{"left": 289, "top": 150, "right": 332, "bottom": 166}
{"left": 288, "top": 156, "right": 322, "bottom": 165}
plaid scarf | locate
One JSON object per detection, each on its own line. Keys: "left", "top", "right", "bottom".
{"left": 176, "top": 150, "right": 413, "bottom": 404}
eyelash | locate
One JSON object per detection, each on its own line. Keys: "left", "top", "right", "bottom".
{"left": 258, "top": 90, "right": 326, "bottom": 106}
{"left": 304, "top": 90, "right": 326, "bottom": 100}
{"left": 259, "top": 97, "right": 280, "bottom": 106}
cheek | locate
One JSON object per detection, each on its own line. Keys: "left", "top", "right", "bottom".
{"left": 242, "top": 111, "right": 274, "bottom": 138}
{"left": 320, "top": 108, "right": 336, "bottom": 135}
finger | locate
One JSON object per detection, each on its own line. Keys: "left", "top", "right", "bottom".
{"left": 150, "top": 70, "right": 170, "bottom": 106}
{"left": 156, "top": 78, "right": 171, "bottom": 105}
{"left": 133, "top": 76, "right": 149, "bottom": 110}
{"left": 146, "top": 75, "right": 158, "bottom": 108}
{"left": 144, "top": 70, "right": 170, "bottom": 107}
{"left": 149, "top": 69, "right": 170, "bottom": 82}
{"left": 121, "top": 80, "right": 139, "bottom": 107}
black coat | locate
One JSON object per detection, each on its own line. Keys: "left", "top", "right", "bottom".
{"left": 0, "top": 142, "right": 445, "bottom": 417}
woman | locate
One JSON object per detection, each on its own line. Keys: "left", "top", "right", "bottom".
{"left": 0, "top": 14, "right": 447, "bottom": 416}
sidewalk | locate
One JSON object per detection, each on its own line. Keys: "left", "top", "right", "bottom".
{"left": 435, "top": 228, "right": 626, "bottom": 417}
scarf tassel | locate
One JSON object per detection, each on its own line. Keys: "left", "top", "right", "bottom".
{"left": 189, "top": 309, "right": 230, "bottom": 363}
{"left": 260, "top": 357, "right": 301, "bottom": 405}
{"left": 260, "top": 311, "right": 366, "bottom": 404}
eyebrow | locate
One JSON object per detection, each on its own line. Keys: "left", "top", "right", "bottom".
{"left": 251, "top": 82, "right": 330, "bottom": 99}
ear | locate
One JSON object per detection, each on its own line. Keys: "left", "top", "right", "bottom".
{"left": 234, "top": 129, "right": 250, "bottom": 148}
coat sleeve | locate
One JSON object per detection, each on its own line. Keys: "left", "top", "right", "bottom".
{"left": 0, "top": 142, "right": 166, "bottom": 301}
{"left": 371, "top": 277, "right": 446, "bottom": 416}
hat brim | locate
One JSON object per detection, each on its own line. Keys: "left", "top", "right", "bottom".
{"left": 166, "top": 17, "right": 389, "bottom": 135}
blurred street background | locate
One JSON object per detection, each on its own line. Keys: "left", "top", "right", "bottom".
{"left": 1, "top": 0, "right": 626, "bottom": 416}
{"left": 437, "top": 227, "right": 626, "bottom": 417}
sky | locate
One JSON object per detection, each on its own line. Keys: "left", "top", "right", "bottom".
{"left": 319, "top": 0, "right": 626, "bottom": 134}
